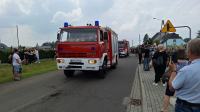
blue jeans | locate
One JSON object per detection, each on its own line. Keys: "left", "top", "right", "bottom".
{"left": 143, "top": 58, "right": 149, "bottom": 71}
{"left": 175, "top": 103, "right": 200, "bottom": 112}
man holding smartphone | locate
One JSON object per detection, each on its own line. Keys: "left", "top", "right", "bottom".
{"left": 169, "top": 38, "right": 200, "bottom": 112}
{"left": 12, "top": 48, "right": 22, "bottom": 81}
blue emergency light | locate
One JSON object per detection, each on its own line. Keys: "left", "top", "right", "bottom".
{"left": 64, "top": 22, "right": 68, "bottom": 27}
{"left": 95, "top": 21, "right": 99, "bottom": 26}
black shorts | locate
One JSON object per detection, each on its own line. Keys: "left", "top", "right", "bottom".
{"left": 165, "top": 83, "right": 175, "bottom": 96}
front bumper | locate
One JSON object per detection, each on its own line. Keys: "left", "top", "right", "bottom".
{"left": 56, "top": 58, "right": 102, "bottom": 71}
{"left": 119, "top": 51, "right": 126, "bottom": 56}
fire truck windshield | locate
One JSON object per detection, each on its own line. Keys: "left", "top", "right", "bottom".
{"left": 118, "top": 41, "right": 125, "bottom": 48}
{"left": 61, "top": 28, "right": 97, "bottom": 42}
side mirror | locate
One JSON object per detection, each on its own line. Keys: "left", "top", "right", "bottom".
{"left": 57, "top": 33, "right": 60, "bottom": 41}
{"left": 103, "top": 32, "right": 108, "bottom": 41}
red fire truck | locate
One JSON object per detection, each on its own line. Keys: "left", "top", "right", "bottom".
{"left": 56, "top": 21, "right": 118, "bottom": 78}
{"left": 118, "top": 40, "right": 130, "bottom": 57}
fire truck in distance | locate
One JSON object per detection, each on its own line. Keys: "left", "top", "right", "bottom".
{"left": 56, "top": 21, "right": 118, "bottom": 78}
{"left": 118, "top": 40, "right": 130, "bottom": 57}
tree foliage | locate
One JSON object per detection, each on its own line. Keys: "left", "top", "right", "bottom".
{"left": 143, "top": 34, "right": 153, "bottom": 45}
{"left": 197, "top": 30, "right": 200, "bottom": 38}
{"left": 143, "top": 34, "right": 149, "bottom": 43}
{"left": 183, "top": 38, "right": 190, "bottom": 43}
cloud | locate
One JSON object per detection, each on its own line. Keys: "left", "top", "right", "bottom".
{"left": 1, "top": 0, "right": 200, "bottom": 47}
{"left": 51, "top": 8, "right": 83, "bottom": 24}
{"left": 69, "top": 0, "right": 80, "bottom": 7}
{"left": 15, "top": 0, "right": 34, "bottom": 15}
{"left": 0, "top": 0, "right": 7, "bottom": 15}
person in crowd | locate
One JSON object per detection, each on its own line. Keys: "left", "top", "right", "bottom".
{"left": 12, "top": 48, "right": 22, "bottom": 81}
{"left": 34, "top": 48, "right": 40, "bottom": 63}
{"left": 138, "top": 46, "right": 143, "bottom": 64}
{"left": 143, "top": 45, "right": 150, "bottom": 71}
{"left": 169, "top": 38, "right": 200, "bottom": 112}
{"left": 161, "top": 48, "right": 188, "bottom": 112}
{"left": 28, "top": 48, "right": 35, "bottom": 64}
{"left": 23, "top": 48, "right": 29, "bottom": 65}
{"left": 152, "top": 44, "right": 168, "bottom": 86}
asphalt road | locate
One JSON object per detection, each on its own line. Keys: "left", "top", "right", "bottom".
{"left": 0, "top": 55, "right": 138, "bottom": 112}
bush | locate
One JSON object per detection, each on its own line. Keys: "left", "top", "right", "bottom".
{"left": 0, "top": 50, "right": 11, "bottom": 63}
{"left": 39, "top": 50, "right": 55, "bottom": 59}
{"left": 0, "top": 49, "right": 55, "bottom": 64}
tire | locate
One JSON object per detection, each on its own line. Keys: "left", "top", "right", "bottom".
{"left": 98, "top": 59, "right": 107, "bottom": 79}
{"left": 64, "top": 70, "right": 75, "bottom": 78}
{"left": 112, "top": 57, "right": 118, "bottom": 69}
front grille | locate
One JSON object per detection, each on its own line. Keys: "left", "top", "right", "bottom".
{"left": 69, "top": 62, "right": 84, "bottom": 65}
{"left": 60, "top": 53, "right": 87, "bottom": 58}
{"left": 67, "top": 66, "right": 82, "bottom": 68}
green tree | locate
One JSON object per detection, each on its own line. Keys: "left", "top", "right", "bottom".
{"left": 148, "top": 38, "right": 153, "bottom": 45}
{"left": 197, "top": 30, "right": 200, "bottom": 38}
{"left": 183, "top": 38, "right": 190, "bottom": 43}
{"left": 143, "top": 34, "right": 149, "bottom": 43}
{"left": 143, "top": 34, "right": 149, "bottom": 45}
{"left": 153, "top": 39, "right": 160, "bottom": 45}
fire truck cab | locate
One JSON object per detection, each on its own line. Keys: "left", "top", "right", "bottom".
{"left": 56, "top": 21, "right": 118, "bottom": 78}
{"left": 118, "top": 40, "right": 130, "bottom": 57}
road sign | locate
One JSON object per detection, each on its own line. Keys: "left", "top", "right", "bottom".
{"left": 161, "top": 20, "right": 176, "bottom": 32}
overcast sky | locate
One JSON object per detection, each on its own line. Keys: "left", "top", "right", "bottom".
{"left": 0, "top": 0, "right": 200, "bottom": 47}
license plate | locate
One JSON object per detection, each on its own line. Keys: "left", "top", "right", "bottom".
{"left": 70, "top": 59, "right": 81, "bottom": 62}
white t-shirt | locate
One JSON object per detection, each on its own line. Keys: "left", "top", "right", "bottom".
{"left": 35, "top": 50, "right": 39, "bottom": 57}
{"left": 12, "top": 53, "right": 21, "bottom": 66}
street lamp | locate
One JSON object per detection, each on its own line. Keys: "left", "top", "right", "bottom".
{"left": 153, "top": 18, "right": 164, "bottom": 32}
{"left": 153, "top": 18, "right": 165, "bottom": 44}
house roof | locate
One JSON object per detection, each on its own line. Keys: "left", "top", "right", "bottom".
{"left": 161, "top": 33, "right": 182, "bottom": 43}
{"left": 151, "top": 32, "right": 166, "bottom": 41}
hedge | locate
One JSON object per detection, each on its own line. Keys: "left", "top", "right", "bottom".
{"left": 0, "top": 50, "right": 55, "bottom": 64}
{"left": 0, "top": 50, "right": 11, "bottom": 63}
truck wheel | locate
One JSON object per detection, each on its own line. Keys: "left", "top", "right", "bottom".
{"left": 112, "top": 57, "right": 118, "bottom": 69}
{"left": 64, "top": 70, "right": 75, "bottom": 78}
{"left": 98, "top": 59, "right": 107, "bottom": 79}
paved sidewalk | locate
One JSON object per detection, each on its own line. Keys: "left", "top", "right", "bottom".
{"left": 127, "top": 64, "right": 174, "bottom": 112}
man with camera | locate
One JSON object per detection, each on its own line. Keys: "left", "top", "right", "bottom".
{"left": 169, "top": 38, "right": 200, "bottom": 112}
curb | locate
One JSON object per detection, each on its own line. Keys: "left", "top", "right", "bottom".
{"left": 138, "top": 65, "right": 148, "bottom": 112}
{"left": 126, "top": 66, "right": 141, "bottom": 112}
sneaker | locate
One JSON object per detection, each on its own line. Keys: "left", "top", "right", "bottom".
{"left": 153, "top": 82, "right": 158, "bottom": 86}
{"left": 163, "top": 83, "right": 166, "bottom": 87}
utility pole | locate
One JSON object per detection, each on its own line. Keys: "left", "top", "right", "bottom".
{"left": 139, "top": 34, "right": 141, "bottom": 45}
{"left": 132, "top": 40, "right": 133, "bottom": 47}
{"left": 16, "top": 25, "right": 19, "bottom": 49}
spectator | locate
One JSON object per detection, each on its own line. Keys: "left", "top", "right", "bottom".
{"left": 169, "top": 38, "right": 200, "bottom": 112}
{"left": 23, "top": 49, "right": 29, "bottom": 65}
{"left": 138, "top": 46, "right": 143, "bottom": 64}
{"left": 152, "top": 44, "right": 168, "bottom": 86}
{"left": 161, "top": 48, "right": 188, "bottom": 112}
{"left": 34, "top": 48, "right": 40, "bottom": 63}
{"left": 143, "top": 45, "right": 150, "bottom": 71}
{"left": 12, "top": 48, "right": 22, "bottom": 81}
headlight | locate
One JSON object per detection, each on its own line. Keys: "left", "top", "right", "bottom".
{"left": 88, "top": 60, "right": 97, "bottom": 64}
{"left": 57, "top": 59, "right": 64, "bottom": 63}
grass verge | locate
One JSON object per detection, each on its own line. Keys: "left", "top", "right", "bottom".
{"left": 0, "top": 59, "right": 57, "bottom": 84}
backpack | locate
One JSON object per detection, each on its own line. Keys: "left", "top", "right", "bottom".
{"left": 156, "top": 55, "right": 164, "bottom": 66}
